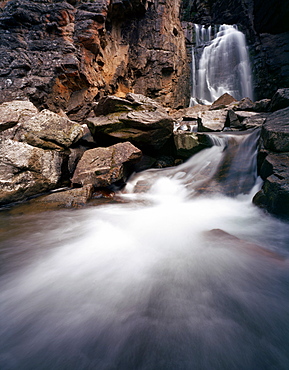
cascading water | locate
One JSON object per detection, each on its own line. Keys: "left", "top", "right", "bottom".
{"left": 1, "top": 130, "right": 289, "bottom": 370}
{"left": 190, "top": 24, "right": 254, "bottom": 106}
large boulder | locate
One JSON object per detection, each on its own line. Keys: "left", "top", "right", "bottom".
{"left": 31, "top": 185, "right": 95, "bottom": 209}
{"left": 0, "top": 139, "right": 66, "bottom": 205}
{"left": 173, "top": 132, "right": 212, "bottom": 158}
{"left": 86, "top": 94, "right": 174, "bottom": 154}
{"left": 253, "top": 153, "right": 289, "bottom": 219}
{"left": 261, "top": 107, "right": 289, "bottom": 152}
{"left": 209, "top": 93, "right": 237, "bottom": 110}
{"left": 14, "top": 109, "right": 84, "bottom": 150}
{"left": 197, "top": 109, "right": 228, "bottom": 132}
{"left": 72, "top": 141, "right": 142, "bottom": 188}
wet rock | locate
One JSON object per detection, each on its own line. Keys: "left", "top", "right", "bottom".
{"left": 32, "top": 185, "right": 94, "bottom": 209}
{"left": 197, "top": 109, "right": 228, "bottom": 132}
{"left": 14, "top": 109, "right": 84, "bottom": 150}
{"left": 269, "top": 88, "right": 289, "bottom": 112}
{"left": 174, "top": 131, "right": 211, "bottom": 158}
{"left": 71, "top": 141, "right": 142, "bottom": 188}
{"left": 261, "top": 107, "right": 289, "bottom": 152}
{"left": 209, "top": 93, "right": 237, "bottom": 110}
{"left": 0, "top": 139, "right": 66, "bottom": 205}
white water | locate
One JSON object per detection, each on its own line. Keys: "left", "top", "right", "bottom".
{"left": 1, "top": 131, "right": 289, "bottom": 369}
{"left": 190, "top": 24, "right": 254, "bottom": 106}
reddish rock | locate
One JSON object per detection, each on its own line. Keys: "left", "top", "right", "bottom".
{"left": 210, "top": 93, "right": 237, "bottom": 110}
{"left": 72, "top": 141, "right": 142, "bottom": 188}
{"left": 0, "top": 0, "right": 190, "bottom": 118}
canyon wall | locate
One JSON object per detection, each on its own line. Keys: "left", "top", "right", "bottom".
{"left": 0, "top": 0, "right": 190, "bottom": 120}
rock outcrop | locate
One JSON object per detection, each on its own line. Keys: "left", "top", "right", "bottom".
{"left": 253, "top": 104, "right": 289, "bottom": 219}
{"left": 0, "top": 0, "right": 190, "bottom": 119}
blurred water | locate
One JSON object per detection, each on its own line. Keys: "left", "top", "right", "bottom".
{"left": 0, "top": 131, "right": 289, "bottom": 370}
{"left": 190, "top": 24, "right": 253, "bottom": 105}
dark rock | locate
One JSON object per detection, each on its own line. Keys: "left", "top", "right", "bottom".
{"left": 252, "top": 99, "right": 271, "bottom": 112}
{"left": 71, "top": 141, "right": 142, "bottom": 188}
{"left": 226, "top": 110, "right": 243, "bottom": 130}
{"left": 253, "top": 0, "right": 289, "bottom": 34}
{"left": 261, "top": 107, "right": 289, "bottom": 152}
{"left": 253, "top": 152, "right": 289, "bottom": 219}
{"left": 269, "top": 88, "right": 289, "bottom": 112}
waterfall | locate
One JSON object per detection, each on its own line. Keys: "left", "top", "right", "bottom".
{"left": 190, "top": 24, "right": 254, "bottom": 105}
{"left": 1, "top": 130, "right": 289, "bottom": 370}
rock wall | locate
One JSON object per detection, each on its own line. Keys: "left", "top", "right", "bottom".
{"left": 181, "top": 0, "right": 289, "bottom": 101}
{"left": 0, "top": 0, "right": 190, "bottom": 120}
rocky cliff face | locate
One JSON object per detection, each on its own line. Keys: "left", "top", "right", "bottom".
{"left": 181, "top": 0, "right": 289, "bottom": 101}
{"left": 0, "top": 0, "right": 190, "bottom": 119}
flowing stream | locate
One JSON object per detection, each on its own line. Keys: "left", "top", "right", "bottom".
{"left": 1, "top": 130, "right": 289, "bottom": 370}
{"left": 190, "top": 24, "right": 254, "bottom": 105}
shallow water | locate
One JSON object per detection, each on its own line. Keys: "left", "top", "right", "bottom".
{"left": 1, "top": 132, "right": 289, "bottom": 370}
